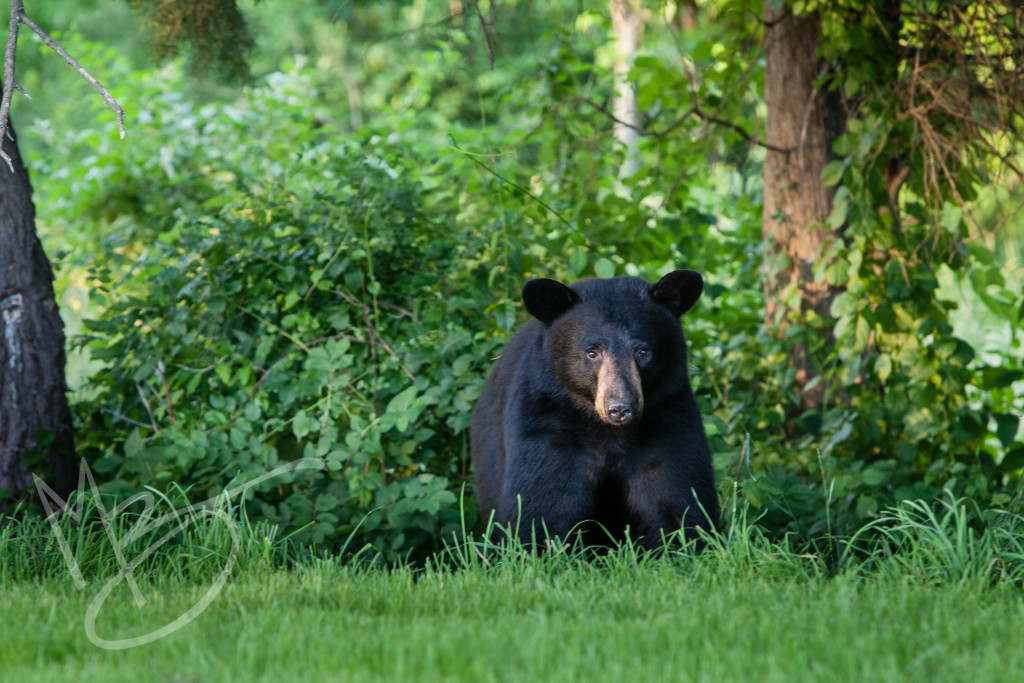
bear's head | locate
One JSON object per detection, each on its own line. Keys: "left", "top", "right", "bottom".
{"left": 522, "top": 269, "right": 703, "bottom": 427}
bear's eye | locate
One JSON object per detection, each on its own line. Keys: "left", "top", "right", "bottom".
{"left": 585, "top": 347, "right": 601, "bottom": 360}
{"left": 634, "top": 346, "right": 651, "bottom": 360}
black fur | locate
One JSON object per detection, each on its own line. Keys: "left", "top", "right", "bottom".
{"left": 471, "top": 270, "right": 719, "bottom": 549}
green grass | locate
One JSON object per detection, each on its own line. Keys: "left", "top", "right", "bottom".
{"left": 2, "top": 561, "right": 1023, "bottom": 682}
{"left": 3, "top": 494, "right": 1024, "bottom": 682}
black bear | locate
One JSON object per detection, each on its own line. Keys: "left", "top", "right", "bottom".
{"left": 471, "top": 269, "right": 719, "bottom": 550}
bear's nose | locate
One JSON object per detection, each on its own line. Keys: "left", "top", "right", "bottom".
{"left": 607, "top": 404, "right": 634, "bottom": 425}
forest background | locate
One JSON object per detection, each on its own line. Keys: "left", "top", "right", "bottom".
{"left": 3, "top": 0, "right": 1023, "bottom": 563}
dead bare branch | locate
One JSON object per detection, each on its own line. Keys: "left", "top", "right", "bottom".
{"left": 18, "top": 12, "right": 125, "bottom": 137}
{"left": 0, "top": 0, "right": 125, "bottom": 171}
{"left": 135, "top": 382, "right": 160, "bottom": 434}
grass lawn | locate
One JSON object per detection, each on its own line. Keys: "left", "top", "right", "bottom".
{"left": 2, "top": 557, "right": 1023, "bottom": 683}
{"left": 4, "top": 494, "right": 1024, "bottom": 682}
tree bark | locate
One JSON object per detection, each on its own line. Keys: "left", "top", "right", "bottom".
{"left": 610, "top": 0, "right": 643, "bottom": 180}
{"left": 0, "top": 118, "right": 75, "bottom": 498}
{"left": 762, "top": 6, "right": 845, "bottom": 409}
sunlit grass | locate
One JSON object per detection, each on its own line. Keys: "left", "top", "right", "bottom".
{"left": 2, "top": 552, "right": 1023, "bottom": 682}
{"left": 3, "top": 494, "right": 1024, "bottom": 681}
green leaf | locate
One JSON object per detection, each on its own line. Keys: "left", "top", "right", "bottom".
{"left": 692, "top": 40, "right": 713, "bottom": 61}
{"left": 492, "top": 301, "right": 516, "bottom": 332}
{"left": 283, "top": 290, "right": 301, "bottom": 311}
{"left": 832, "top": 133, "right": 854, "bottom": 156}
{"left": 856, "top": 495, "right": 878, "bottom": 518}
{"left": 980, "top": 368, "right": 1024, "bottom": 389}
{"left": 828, "top": 421, "right": 854, "bottom": 447}
{"left": 999, "top": 445, "right": 1024, "bottom": 472}
{"left": 124, "top": 429, "right": 144, "bottom": 458}
{"left": 843, "top": 73, "right": 861, "bottom": 98}
{"left": 594, "top": 258, "right": 615, "bottom": 279}
{"left": 828, "top": 189, "right": 849, "bottom": 229}
{"left": 831, "top": 292, "right": 858, "bottom": 317}
{"left": 875, "top": 355, "right": 892, "bottom": 382}
{"left": 215, "top": 363, "right": 232, "bottom": 385}
{"left": 854, "top": 315, "right": 870, "bottom": 351}
{"left": 208, "top": 296, "right": 227, "bottom": 316}
{"left": 995, "top": 414, "right": 1021, "bottom": 449}
{"left": 452, "top": 354, "right": 474, "bottom": 377}
{"left": 569, "top": 250, "right": 588, "bottom": 276}
{"left": 824, "top": 257, "right": 849, "bottom": 287}
{"left": 859, "top": 465, "right": 890, "bottom": 486}
{"left": 940, "top": 203, "right": 962, "bottom": 233}
{"left": 293, "top": 409, "right": 318, "bottom": 439}
{"left": 386, "top": 385, "right": 417, "bottom": 414}
{"left": 821, "top": 160, "right": 845, "bottom": 187}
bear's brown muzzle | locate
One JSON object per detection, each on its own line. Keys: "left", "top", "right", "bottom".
{"left": 594, "top": 355, "right": 644, "bottom": 426}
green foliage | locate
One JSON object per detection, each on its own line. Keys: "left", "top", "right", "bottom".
{"left": 723, "top": 0, "right": 1024, "bottom": 537}
{"left": 24, "top": 0, "right": 1024, "bottom": 559}
{"left": 127, "top": 0, "right": 255, "bottom": 82}
{"left": 43, "top": 60, "right": 513, "bottom": 562}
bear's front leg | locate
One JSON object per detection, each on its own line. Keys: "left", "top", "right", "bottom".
{"left": 625, "top": 458, "right": 717, "bottom": 550}
{"left": 497, "top": 439, "right": 598, "bottom": 549}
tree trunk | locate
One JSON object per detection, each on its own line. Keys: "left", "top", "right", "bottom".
{"left": 610, "top": 0, "right": 643, "bottom": 180}
{"left": 0, "top": 118, "right": 75, "bottom": 498}
{"left": 762, "top": 6, "right": 845, "bottom": 409}
{"left": 667, "top": 0, "right": 698, "bottom": 33}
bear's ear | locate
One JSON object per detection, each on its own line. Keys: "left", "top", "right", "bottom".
{"left": 523, "top": 278, "right": 580, "bottom": 325}
{"left": 649, "top": 269, "right": 703, "bottom": 317}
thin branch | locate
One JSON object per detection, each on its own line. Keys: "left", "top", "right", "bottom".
{"left": 99, "top": 406, "right": 156, "bottom": 432}
{"left": 471, "top": 0, "right": 495, "bottom": 71}
{"left": 332, "top": 290, "right": 418, "bottom": 382}
{"left": 0, "top": 0, "right": 126, "bottom": 172}
{"left": 372, "top": 9, "right": 464, "bottom": 45}
{"left": 156, "top": 360, "right": 176, "bottom": 424}
{"left": 570, "top": 94, "right": 791, "bottom": 153}
{"left": 330, "top": 0, "right": 353, "bottom": 23}
{"left": 18, "top": 11, "right": 125, "bottom": 138}
{"left": 447, "top": 136, "right": 577, "bottom": 229}
{"left": 694, "top": 108, "right": 793, "bottom": 154}
{"left": 135, "top": 382, "right": 160, "bottom": 434}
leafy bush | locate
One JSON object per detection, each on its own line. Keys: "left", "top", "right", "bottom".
{"left": 53, "top": 62, "right": 511, "bottom": 562}
{"left": 28, "top": 9, "right": 1024, "bottom": 562}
